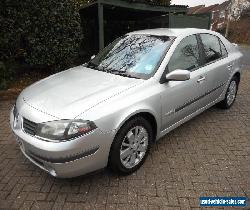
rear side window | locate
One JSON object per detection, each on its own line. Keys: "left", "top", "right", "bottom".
{"left": 200, "top": 34, "right": 227, "bottom": 64}
{"left": 168, "top": 35, "right": 200, "bottom": 72}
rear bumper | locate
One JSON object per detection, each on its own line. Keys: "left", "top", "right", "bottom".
{"left": 10, "top": 107, "right": 115, "bottom": 178}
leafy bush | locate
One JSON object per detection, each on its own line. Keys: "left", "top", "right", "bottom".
{"left": 0, "top": 61, "right": 15, "bottom": 90}
{"left": 0, "top": 0, "right": 88, "bottom": 82}
{"left": 0, "top": 62, "right": 8, "bottom": 90}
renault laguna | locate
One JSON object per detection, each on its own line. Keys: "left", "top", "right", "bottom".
{"left": 10, "top": 28, "right": 243, "bottom": 178}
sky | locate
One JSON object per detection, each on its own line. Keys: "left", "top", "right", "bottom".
{"left": 171, "top": 0, "right": 227, "bottom": 7}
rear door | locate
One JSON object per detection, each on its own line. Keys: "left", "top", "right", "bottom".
{"left": 198, "top": 33, "right": 231, "bottom": 104}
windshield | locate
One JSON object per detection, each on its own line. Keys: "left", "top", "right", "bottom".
{"left": 87, "top": 34, "right": 173, "bottom": 79}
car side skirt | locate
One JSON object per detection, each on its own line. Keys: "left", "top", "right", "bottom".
{"left": 158, "top": 95, "right": 224, "bottom": 140}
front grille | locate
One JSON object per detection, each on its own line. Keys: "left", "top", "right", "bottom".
{"left": 23, "top": 118, "right": 37, "bottom": 136}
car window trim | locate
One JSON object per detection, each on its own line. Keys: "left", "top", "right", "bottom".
{"left": 126, "top": 35, "right": 175, "bottom": 80}
{"left": 149, "top": 36, "right": 176, "bottom": 80}
{"left": 219, "top": 38, "right": 228, "bottom": 57}
{"left": 160, "top": 33, "right": 230, "bottom": 84}
{"left": 160, "top": 34, "right": 202, "bottom": 84}
{"left": 198, "top": 33, "right": 229, "bottom": 68}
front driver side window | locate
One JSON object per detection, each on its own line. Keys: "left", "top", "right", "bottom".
{"left": 168, "top": 35, "right": 200, "bottom": 72}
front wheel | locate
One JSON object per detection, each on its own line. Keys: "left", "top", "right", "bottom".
{"left": 109, "top": 117, "right": 153, "bottom": 175}
{"left": 217, "top": 76, "right": 239, "bottom": 109}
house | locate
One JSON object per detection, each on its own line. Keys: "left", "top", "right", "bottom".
{"left": 187, "top": 5, "right": 205, "bottom": 14}
{"left": 188, "top": 1, "right": 230, "bottom": 31}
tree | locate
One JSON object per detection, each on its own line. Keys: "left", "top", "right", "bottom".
{"left": 229, "top": 0, "right": 250, "bottom": 20}
{"left": 225, "top": 0, "right": 250, "bottom": 37}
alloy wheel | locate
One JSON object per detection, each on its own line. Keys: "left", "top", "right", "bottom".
{"left": 120, "top": 126, "right": 149, "bottom": 169}
{"left": 227, "top": 80, "right": 237, "bottom": 106}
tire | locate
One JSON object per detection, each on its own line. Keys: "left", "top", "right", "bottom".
{"left": 109, "top": 116, "right": 153, "bottom": 175}
{"left": 217, "top": 76, "right": 239, "bottom": 109}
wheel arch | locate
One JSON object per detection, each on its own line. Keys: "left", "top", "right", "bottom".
{"left": 233, "top": 71, "right": 241, "bottom": 84}
{"left": 107, "top": 110, "right": 158, "bottom": 170}
{"left": 115, "top": 110, "right": 158, "bottom": 143}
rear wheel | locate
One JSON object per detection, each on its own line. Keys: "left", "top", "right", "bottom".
{"left": 217, "top": 76, "right": 239, "bottom": 109}
{"left": 109, "top": 117, "right": 153, "bottom": 175}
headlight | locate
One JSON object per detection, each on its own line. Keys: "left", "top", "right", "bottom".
{"left": 36, "top": 120, "right": 97, "bottom": 141}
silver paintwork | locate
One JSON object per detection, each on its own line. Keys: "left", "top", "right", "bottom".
{"left": 165, "top": 69, "right": 191, "bottom": 81}
{"left": 10, "top": 28, "right": 243, "bottom": 178}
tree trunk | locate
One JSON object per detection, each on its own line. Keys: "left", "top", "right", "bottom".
{"left": 225, "top": 19, "right": 230, "bottom": 38}
{"left": 225, "top": 0, "right": 233, "bottom": 38}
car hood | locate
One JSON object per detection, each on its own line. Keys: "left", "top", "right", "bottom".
{"left": 21, "top": 66, "right": 143, "bottom": 119}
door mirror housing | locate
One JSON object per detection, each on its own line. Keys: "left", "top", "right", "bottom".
{"left": 165, "top": 69, "right": 190, "bottom": 81}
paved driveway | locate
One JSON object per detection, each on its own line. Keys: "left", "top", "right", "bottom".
{"left": 0, "top": 70, "right": 249, "bottom": 210}
{"left": 240, "top": 45, "right": 250, "bottom": 68}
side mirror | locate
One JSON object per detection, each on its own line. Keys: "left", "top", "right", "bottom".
{"left": 91, "top": 55, "right": 96, "bottom": 60}
{"left": 165, "top": 69, "right": 190, "bottom": 81}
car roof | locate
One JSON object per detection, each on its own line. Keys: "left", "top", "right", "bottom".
{"left": 127, "top": 28, "right": 215, "bottom": 37}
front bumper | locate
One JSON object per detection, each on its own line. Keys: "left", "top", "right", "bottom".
{"left": 10, "top": 107, "right": 115, "bottom": 178}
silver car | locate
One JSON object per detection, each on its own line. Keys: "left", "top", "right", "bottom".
{"left": 10, "top": 28, "right": 243, "bottom": 178}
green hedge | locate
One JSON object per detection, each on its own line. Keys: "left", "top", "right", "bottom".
{"left": 0, "top": 0, "right": 89, "bottom": 89}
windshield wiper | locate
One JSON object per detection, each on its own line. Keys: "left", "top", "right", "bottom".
{"left": 88, "top": 63, "right": 139, "bottom": 79}
{"left": 106, "top": 69, "right": 139, "bottom": 79}
{"left": 87, "top": 61, "right": 105, "bottom": 72}
{"left": 87, "top": 61, "right": 97, "bottom": 68}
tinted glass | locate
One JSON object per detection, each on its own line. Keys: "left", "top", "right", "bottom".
{"left": 168, "top": 35, "right": 200, "bottom": 72}
{"left": 200, "top": 34, "right": 223, "bottom": 64}
{"left": 89, "top": 34, "right": 172, "bottom": 79}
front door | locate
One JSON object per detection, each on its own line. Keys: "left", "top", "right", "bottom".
{"left": 160, "top": 34, "right": 207, "bottom": 130}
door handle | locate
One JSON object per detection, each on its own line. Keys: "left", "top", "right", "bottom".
{"left": 197, "top": 76, "right": 206, "bottom": 83}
